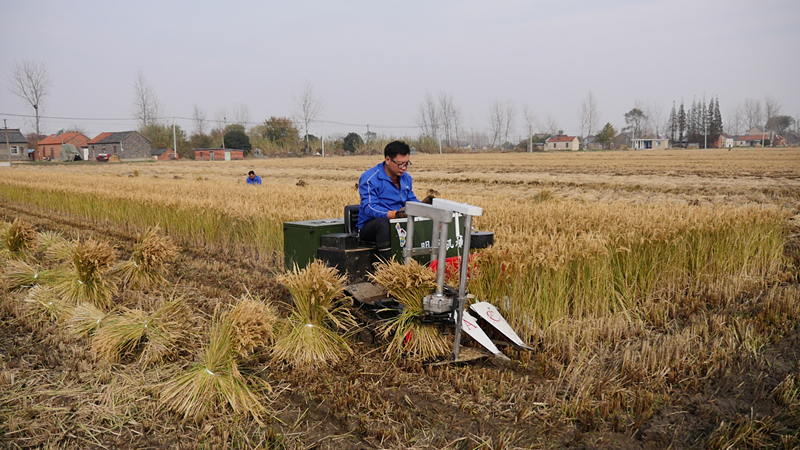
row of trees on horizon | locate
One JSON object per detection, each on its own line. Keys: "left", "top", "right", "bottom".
{"left": 7, "top": 60, "right": 800, "bottom": 158}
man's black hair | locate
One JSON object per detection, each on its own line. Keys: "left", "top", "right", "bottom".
{"left": 384, "top": 141, "right": 410, "bottom": 159}
{"left": 248, "top": 170, "right": 255, "bottom": 175}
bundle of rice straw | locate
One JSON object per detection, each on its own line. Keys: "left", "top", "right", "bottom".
{"left": 272, "top": 260, "right": 356, "bottom": 370}
{"left": 1, "top": 260, "right": 50, "bottom": 291}
{"left": 113, "top": 226, "right": 177, "bottom": 289}
{"left": 160, "top": 310, "right": 263, "bottom": 423}
{"left": 1, "top": 218, "right": 38, "bottom": 261}
{"left": 21, "top": 284, "right": 72, "bottom": 327}
{"left": 225, "top": 293, "right": 277, "bottom": 359}
{"left": 69, "top": 302, "right": 109, "bottom": 338}
{"left": 92, "top": 298, "right": 193, "bottom": 364}
{"left": 53, "top": 239, "right": 117, "bottom": 309}
{"left": 38, "top": 230, "right": 73, "bottom": 263}
{"left": 369, "top": 259, "right": 451, "bottom": 361}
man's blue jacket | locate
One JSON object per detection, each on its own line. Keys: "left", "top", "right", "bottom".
{"left": 357, "top": 162, "right": 418, "bottom": 230}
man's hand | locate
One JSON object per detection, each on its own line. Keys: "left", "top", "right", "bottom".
{"left": 388, "top": 210, "right": 407, "bottom": 219}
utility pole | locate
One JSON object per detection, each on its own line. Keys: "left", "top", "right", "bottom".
{"left": 4, "top": 119, "right": 11, "bottom": 165}
{"left": 172, "top": 122, "right": 177, "bottom": 159}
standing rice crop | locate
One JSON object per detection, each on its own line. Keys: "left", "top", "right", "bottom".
{"left": 370, "top": 259, "right": 451, "bottom": 361}
{"left": 159, "top": 309, "right": 264, "bottom": 423}
{"left": 113, "top": 226, "right": 177, "bottom": 289}
{"left": 272, "top": 260, "right": 356, "bottom": 369}
{"left": 52, "top": 238, "right": 118, "bottom": 309}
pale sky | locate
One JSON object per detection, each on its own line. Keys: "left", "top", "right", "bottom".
{"left": 2, "top": 0, "right": 799, "bottom": 141}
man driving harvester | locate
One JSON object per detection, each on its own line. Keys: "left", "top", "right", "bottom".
{"left": 357, "top": 140, "right": 424, "bottom": 262}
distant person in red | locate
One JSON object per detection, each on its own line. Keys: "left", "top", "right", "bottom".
{"left": 247, "top": 170, "right": 261, "bottom": 185}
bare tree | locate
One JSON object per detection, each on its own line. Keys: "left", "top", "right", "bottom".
{"left": 132, "top": 71, "right": 163, "bottom": 128}
{"left": 742, "top": 98, "right": 764, "bottom": 130}
{"left": 192, "top": 104, "right": 207, "bottom": 136}
{"left": 437, "top": 92, "right": 459, "bottom": 147}
{"left": 231, "top": 103, "right": 252, "bottom": 127}
{"left": 764, "top": 96, "right": 782, "bottom": 128}
{"left": 523, "top": 104, "right": 538, "bottom": 152}
{"left": 579, "top": 91, "right": 600, "bottom": 140}
{"left": 726, "top": 104, "right": 744, "bottom": 136}
{"left": 451, "top": 105, "right": 462, "bottom": 147}
{"left": 645, "top": 101, "right": 666, "bottom": 137}
{"left": 294, "top": 81, "right": 324, "bottom": 153}
{"left": 503, "top": 100, "right": 516, "bottom": 146}
{"left": 545, "top": 115, "right": 561, "bottom": 135}
{"left": 488, "top": 99, "right": 504, "bottom": 148}
{"left": 416, "top": 92, "right": 440, "bottom": 143}
{"left": 8, "top": 59, "right": 51, "bottom": 142}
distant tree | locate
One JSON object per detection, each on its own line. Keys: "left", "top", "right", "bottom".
{"left": 677, "top": 101, "right": 686, "bottom": 143}
{"left": 140, "top": 123, "right": 191, "bottom": 157}
{"left": 595, "top": 123, "right": 616, "bottom": 149}
{"left": 579, "top": 90, "right": 600, "bottom": 140}
{"left": 768, "top": 115, "right": 794, "bottom": 136}
{"left": 623, "top": 108, "right": 647, "bottom": 139}
{"left": 742, "top": 98, "right": 764, "bottom": 130}
{"left": 190, "top": 133, "right": 213, "bottom": 152}
{"left": 522, "top": 104, "right": 538, "bottom": 152}
{"left": 231, "top": 103, "right": 251, "bottom": 127}
{"left": 8, "top": 59, "right": 51, "bottom": 144}
{"left": 294, "top": 81, "right": 324, "bottom": 154}
{"left": 262, "top": 117, "right": 300, "bottom": 147}
{"left": 343, "top": 132, "right": 363, "bottom": 154}
{"left": 438, "top": 91, "right": 461, "bottom": 147}
{"left": 132, "top": 71, "right": 163, "bottom": 128}
{"left": 488, "top": 99, "right": 504, "bottom": 148}
{"left": 224, "top": 129, "right": 252, "bottom": 153}
{"left": 416, "top": 92, "right": 440, "bottom": 145}
{"left": 545, "top": 115, "right": 561, "bottom": 136}
{"left": 764, "top": 96, "right": 782, "bottom": 127}
{"left": 668, "top": 102, "right": 677, "bottom": 144}
{"left": 503, "top": 100, "right": 516, "bottom": 145}
{"left": 192, "top": 104, "right": 207, "bottom": 135}
{"left": 708, "top": 96, "right": 723, "bottom": 146}
{"left": 224, "top": 123, "right": 245, "bottom": 135}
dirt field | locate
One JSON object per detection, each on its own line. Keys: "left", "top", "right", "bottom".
{"left": 1, "top": 148, "right": 799, "bottom": 449}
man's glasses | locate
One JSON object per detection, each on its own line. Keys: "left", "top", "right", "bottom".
{"left": 390, "top": 159, "right": 412, "bottom": 169}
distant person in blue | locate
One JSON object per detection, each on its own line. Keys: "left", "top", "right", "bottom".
{"left": 357, "top": 140, "right": 418, "bottom": 261}
{"left": 246, "top": 170, "right": 261, "bottom": 185}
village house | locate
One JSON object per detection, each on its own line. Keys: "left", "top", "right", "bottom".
{"left": 545, "top": 135, "right": 579, "bottom": 151}
{"left": 734, "top": 135, "right": 768, "bottom": 147}
{"left": 151, "top": 148, "right": 179, "bottom": 161}
{"left": 194, "top": 148, "right": 244, "bottom": 161}
{"left": 630, "top": 138, "right": 670, "bottom": 150}
{"left": 88, "top": 131, "right": 152, "bottom": 160}
{"left": 0, "top": 128, "right": 31, "bottom": 162}
{"left": 35, "top": 131, "right": 90, "bottom": 161}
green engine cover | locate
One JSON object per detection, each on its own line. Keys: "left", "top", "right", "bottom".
{"left": 283, "top": 218, "right": 345, "bottom": 271}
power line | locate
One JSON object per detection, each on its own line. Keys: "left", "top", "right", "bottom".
{"left": 0, "top": 112, "right": 419, "bottom": 130}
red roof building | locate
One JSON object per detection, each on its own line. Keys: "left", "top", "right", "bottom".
{"left": 35, "top": 132, "right": 90, "bottom": 161}
{"left": 545, "top": 135, "right": 580, "bottom": 151}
